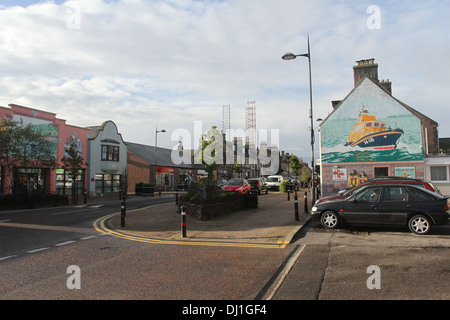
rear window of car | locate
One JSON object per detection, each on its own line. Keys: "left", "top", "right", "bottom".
{"left": 408, "top": 187, "right": 437, "bottom": 201}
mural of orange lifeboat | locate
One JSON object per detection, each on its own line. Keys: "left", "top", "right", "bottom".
{"left": 345, "top": 107, "right": 404, "bottom": 150}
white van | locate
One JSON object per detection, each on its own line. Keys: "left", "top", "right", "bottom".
{"left": 266, "top": 175, "right": 284, "bottom": 191}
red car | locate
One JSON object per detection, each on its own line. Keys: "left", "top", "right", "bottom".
{"left": 316, "top": 177, "right": 440, "bottom": 205}
{"left": 222, "top": 178, "right": 252, "bottom": 194}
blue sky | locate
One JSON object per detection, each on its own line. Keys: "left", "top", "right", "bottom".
{"left": 1, "top": 0, "right": 449, "bottom": 166}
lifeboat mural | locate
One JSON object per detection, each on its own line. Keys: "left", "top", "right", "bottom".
{"left": 345, "top": 107, "right": 404, "bottom": 151}
{"left": 320, "top": 78, "right": 423, "bottom": 163}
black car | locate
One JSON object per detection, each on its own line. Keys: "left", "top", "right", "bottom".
{"left": 311, "top": 184, "right": 449, "bottom": 234}
{"left": 248, "top": 178, "right": 268, "bottom": 195}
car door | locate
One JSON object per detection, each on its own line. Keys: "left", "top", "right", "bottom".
{"left": 343, "top": 186, "right": 382, "bottom": 224}
{"left": 378, "top": 186, "right": 412, "bottom": 225}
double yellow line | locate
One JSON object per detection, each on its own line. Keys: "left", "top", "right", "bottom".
{"left": 93, "top": 212, "right": 289, "bottom": 249}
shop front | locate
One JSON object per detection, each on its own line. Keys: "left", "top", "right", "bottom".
{"left": 156, "top": 166, "right": 175, "bottom": 190}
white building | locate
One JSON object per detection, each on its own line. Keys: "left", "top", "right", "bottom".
{"left": 87, "top": 121, "right": 127, "bottom": 196}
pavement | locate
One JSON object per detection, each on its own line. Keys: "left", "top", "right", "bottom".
{"left": 96, "top": 190, "right": 312, "bottom": 248}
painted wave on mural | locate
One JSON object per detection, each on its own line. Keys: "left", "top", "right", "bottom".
{"left": 321, "top": 113, "right": 423, "bottom": 163}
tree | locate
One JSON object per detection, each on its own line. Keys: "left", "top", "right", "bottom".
{"left": 61, "top": 141, "right": 85, "bottom": 204}
{"left": 0, "top": 119, "right": 57, "bottom": 196}
{"left": 196, "top": 126, "right": 222, "bottom": 181}
{"left": 289, "top": 155, "right": 303, "bottom": 176}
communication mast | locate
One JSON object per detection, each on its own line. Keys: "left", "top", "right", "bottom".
{"left": 245, "top": 101, "right": 256, "bottom": 147}
{"left": 222, "top": 104, "right": 231, "bottom": 141}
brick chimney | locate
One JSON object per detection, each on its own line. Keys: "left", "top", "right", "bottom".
{"left": 353, "top": 58, "right": 392, "bottom": 94}
{"left": 353, "top": 58, "right": 378, "bottom": 86}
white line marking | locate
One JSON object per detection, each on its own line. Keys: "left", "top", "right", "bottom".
{"left": 27, "top": 247, "right": 50, "bottom": 253}
{"left": 80, "top": 235, "right": 96, "bottom": 240}
{"left": 0, "top": 255, "right": 17, "bottom": 261}
{"left": 266, "top": 245, "right": 307, "bottom": 300}
{"left": 0, "top": 219, "right": 11, "bottom": 223}
{"left": 55, "top": 240, "right": 76, "bottom": 246}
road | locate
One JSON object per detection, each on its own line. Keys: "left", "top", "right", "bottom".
{"left": 0, "top": 195, "right": 173, "bottom": 259}
{"left": 1, "top": 194, "right": 449, "bottom": 309}
{"left": 267, "top": 220, "right": 450, "bottom": 300}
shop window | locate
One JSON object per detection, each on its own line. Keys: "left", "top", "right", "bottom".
{"left": 56, "top": 169, "right": 85, "bottom": 196}
{"left": 15, "top": 168, "right": 46, "bottom": 195}
{"left": 101, "top": 145, "right": 119, "bottom": 161}
{"left": 95, "top": 174, "right": 122, "bottom": 194}
{"left": 430, "top": 166, "right": 448, "bottom": 181}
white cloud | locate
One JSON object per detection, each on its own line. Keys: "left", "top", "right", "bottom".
{"left": 0, "top": 0, "right": 449, "bottom": 164}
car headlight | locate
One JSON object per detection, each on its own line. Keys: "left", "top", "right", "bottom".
{"left": 312, "top": 206, "right": 318, "bottom": 212}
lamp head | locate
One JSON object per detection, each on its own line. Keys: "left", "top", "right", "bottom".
{"left": 282, "top": 52, "right": 297, "bottom": 60}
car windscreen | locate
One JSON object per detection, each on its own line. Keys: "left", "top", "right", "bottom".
{"left": 226, "top": 180, "right": 243, "bottom": 185}
{"left": 267, "top": 177, "right": 278, "bottom": 182}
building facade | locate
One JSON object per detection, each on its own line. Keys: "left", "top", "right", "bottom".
{"left": 87, "top": 120, "right": 127, "bottom": 196}
{"left": 319, "top": 59, "right": 438, "bottom": 196}
{"left": 0, "top": 104, "right": 90, "bottom": 197}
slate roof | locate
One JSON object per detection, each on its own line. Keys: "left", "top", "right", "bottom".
{"left": 126, "top": 141, "right": 203, "bottom": 169}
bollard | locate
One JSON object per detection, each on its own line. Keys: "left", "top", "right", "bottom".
{"left": 83, "top": 189, "right": 87, "bottom": 204}
{"left": 120, "top": 197, "right": 126, "bottom": 227}
{"left": 304, "top": 191, "right": 308, "bottom": 213}
{"left": 181, "top": 206, "right": 187, "bottom": 238}
{"left": 294, "top": 193, "right": 299, "bottom": 221}
{"left": 176, "top": 192, "right": 179, "bottom": 205}
{"left": 287, "top": 190, "right": 290, "bottom": 201}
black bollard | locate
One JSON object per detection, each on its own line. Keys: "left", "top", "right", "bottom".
{"left": 294, "top": 193, "right": 299, "bottom": 221}
{"left": 181, "top": 206, "right": 187, "bottom": 238}
{"left": 120, "top": 197, "right": 126, "bottom": 227}
{"left": 304, "top": 191, "right": 308, "bottom": 213}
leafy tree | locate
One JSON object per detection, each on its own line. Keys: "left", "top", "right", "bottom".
{"left": 0, "top": 119, "right": 57, "bottom": 196}
{"left": 289, "top": 155, "right": 303, "bottom": 176}
{"left": 61, "top": 141, "right": 85, "bottom": 204}
{"left": 197, "top": 126, "right": 223, "bottom": 181}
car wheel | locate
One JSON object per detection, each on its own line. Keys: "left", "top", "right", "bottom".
{"left": 321, "top": 211, "right": 340, "bottom": 229}
{"left": 408, "top": 215, "right": 431, "bottom": 235}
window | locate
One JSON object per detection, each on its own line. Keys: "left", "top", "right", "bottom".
{"left": 95, "top": 174, "right": 122, "bottom": 194}
{"left": 430, "top": 166, "right": 447, "bottom": 181}
{"left": 408, "top": 187, "right": 435, "bottom": 201}
{"left": 56, "top": 169, "right": 84, "bottom": 196}
{"left": 0, "top": 166, "right": 3, "bottom": 194}
{"left": 374, "top": 167, "right": 389, "bottom": 177}
{"left": 355, "top": 187, "right": 382, "bottom": 202}
{"left": 101, "top": 145, "right": 119, "bottom": 161}
{"left": 383, "top": 187, "right": 409, "bottom": 202}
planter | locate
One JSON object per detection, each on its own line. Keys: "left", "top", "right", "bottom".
{"left": 135, "top": 184, "right": 155, "bottom": 196}
{"left": 176, "top": 184, "right": 188, "bottom": 191}
{"left": 179, "top": 193, "right": 246, "bottom": 220}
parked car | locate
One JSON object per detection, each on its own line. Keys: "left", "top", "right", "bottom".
{"left": 311, "top": 183, "right": 449, "bottom": 235}
{"left": 315, "top": 177, "right": 441, "bottom": 205}
{"left": 248, "top": 178, "right": 268, "bottom": 195}
{"left": 222, "top": 178, "right": 252, "bottom": 194}
{"left": 266, "top": 175, "right": 284, "bottom": 191}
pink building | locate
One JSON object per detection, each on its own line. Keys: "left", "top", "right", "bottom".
{"left": 0, "top": 104, "right": 90, "bottom": 197}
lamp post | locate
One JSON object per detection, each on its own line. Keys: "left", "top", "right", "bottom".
{"left": 155, "top": 126, "right": 166, "bottom": 188}
{"left": 282, "top": 34, "right": 316, "bottom": 205}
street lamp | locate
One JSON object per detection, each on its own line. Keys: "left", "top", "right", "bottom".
{"left": 155, "top": 126, "right": 166, "bottom": 188}
{"left": 282, "top": 34, "right": 316, "bottom": 204}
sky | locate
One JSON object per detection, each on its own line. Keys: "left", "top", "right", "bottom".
{"left": 1, "top": 0, "right": 449, "bottom": 167}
